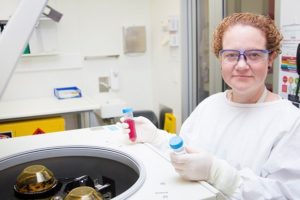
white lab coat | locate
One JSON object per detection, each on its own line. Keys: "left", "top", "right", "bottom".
{"left": 179, "top": 92, "right": 300, "bottom": 199}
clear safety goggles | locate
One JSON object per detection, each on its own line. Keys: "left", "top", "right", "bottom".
{"left": 219, "top": 49, "right": 270, "bottom": 65}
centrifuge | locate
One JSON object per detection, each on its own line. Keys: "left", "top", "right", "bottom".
{"left": 0, "top": 125, "right": 223, "bottom": 199}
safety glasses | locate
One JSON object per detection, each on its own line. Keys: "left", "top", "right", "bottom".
{"left": 219, "top": 49, "right": 271, "bottom": 65}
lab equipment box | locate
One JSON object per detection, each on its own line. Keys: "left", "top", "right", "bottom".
{"left": 0, "top": 117, "right": 65, "bottom": 138}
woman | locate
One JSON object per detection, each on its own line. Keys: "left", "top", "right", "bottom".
{"left": 121, "top": 13, "right": 300, "bottom": 199}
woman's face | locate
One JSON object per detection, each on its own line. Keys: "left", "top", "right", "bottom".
{"left": 221, "top": 24, "right": 274, "bottom": 94}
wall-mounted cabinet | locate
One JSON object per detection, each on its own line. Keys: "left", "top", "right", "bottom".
{"left": 1, "top": 17, "right": 59, "bottom": 57}
{"left": 24, "top": 17, "right": 59, "bottom": 56}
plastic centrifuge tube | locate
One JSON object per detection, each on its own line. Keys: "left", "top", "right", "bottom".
{"left": 169, "top": 136, "right": 186, "bottom": 154}
{"left": 122, "top": 107, "right": 137, "bottom": 142}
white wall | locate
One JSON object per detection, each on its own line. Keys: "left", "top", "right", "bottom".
{"left": 278, "top": 0, "right": 300, "bottom": 26}
{"left": 0, "top": 0, "right": 182, "bottom": 128}
{"left": 150, "top": 0, "right": 182, "bottom": 129}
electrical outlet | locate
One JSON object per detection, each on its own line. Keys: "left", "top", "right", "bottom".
{"left": 99, "top": 76, "right": 110, "bottom": 93}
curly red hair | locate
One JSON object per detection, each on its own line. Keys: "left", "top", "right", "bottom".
{"left": 212, "top": 12, "right": 282, "bottom": 58}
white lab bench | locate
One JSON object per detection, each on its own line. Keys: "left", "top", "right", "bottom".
{"left": 0, "top": 96, "right": 99, "bottom": 128}
{"left": 0, "top": 126, "right": 223, "bottom": 200}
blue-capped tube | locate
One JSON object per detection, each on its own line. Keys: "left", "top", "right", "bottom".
{"left": 122, "top": 107, "right": 136, "bottom": 142}
{"left": 169, "top": 136, "right": 186, "bottom": 154}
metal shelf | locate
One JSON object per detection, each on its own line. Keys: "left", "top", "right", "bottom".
{"left": 83, "top": 54, "right": 120, "bottom": 60}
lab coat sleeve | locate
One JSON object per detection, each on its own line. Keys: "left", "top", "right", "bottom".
{"left": 230, "top": 122, "right": 300, "bottom": 200}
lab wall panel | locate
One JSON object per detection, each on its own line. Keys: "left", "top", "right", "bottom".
{"left": 149, "top": 0, "right": 182, "bottom": 129}
{"left": 278, "top": 0, "right": 300, "bottom": 26}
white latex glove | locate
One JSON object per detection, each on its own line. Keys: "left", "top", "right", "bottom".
{"left": 118, "top": 116, "right": 160, "bottom": 143}
{"left": 170, "top": 146, "right": 242, "bottom": 197}
{"left": 170, "top": 146, "right": 213, "bottom": 181}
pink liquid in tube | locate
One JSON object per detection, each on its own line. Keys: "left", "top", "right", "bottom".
{"left": 124, "top": 118, "right": 137, "bottom": 142}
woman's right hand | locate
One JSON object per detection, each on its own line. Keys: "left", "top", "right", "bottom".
{"left": 119, "top": 116, "right": 158, "bottom": 143}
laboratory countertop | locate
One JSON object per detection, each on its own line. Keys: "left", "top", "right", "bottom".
{"left": 0, "top": 126, "right": 222, "bottom": 200}
{"left": 0, "top": 96, "right": 99, "bottom": 121}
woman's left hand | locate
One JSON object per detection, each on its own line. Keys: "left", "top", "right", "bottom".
{"left": 170, "top": 146, "right": 213, "bottom": 181}
{"left": 170, "top": 146, "right": 242, "bottom": 197}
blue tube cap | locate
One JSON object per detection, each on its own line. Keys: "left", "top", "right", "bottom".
{"left": 122, "top": 107, "right": 133, "bottom": 114}
{"left": 169, "top": 136, "right": 184, "bottom": 150}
